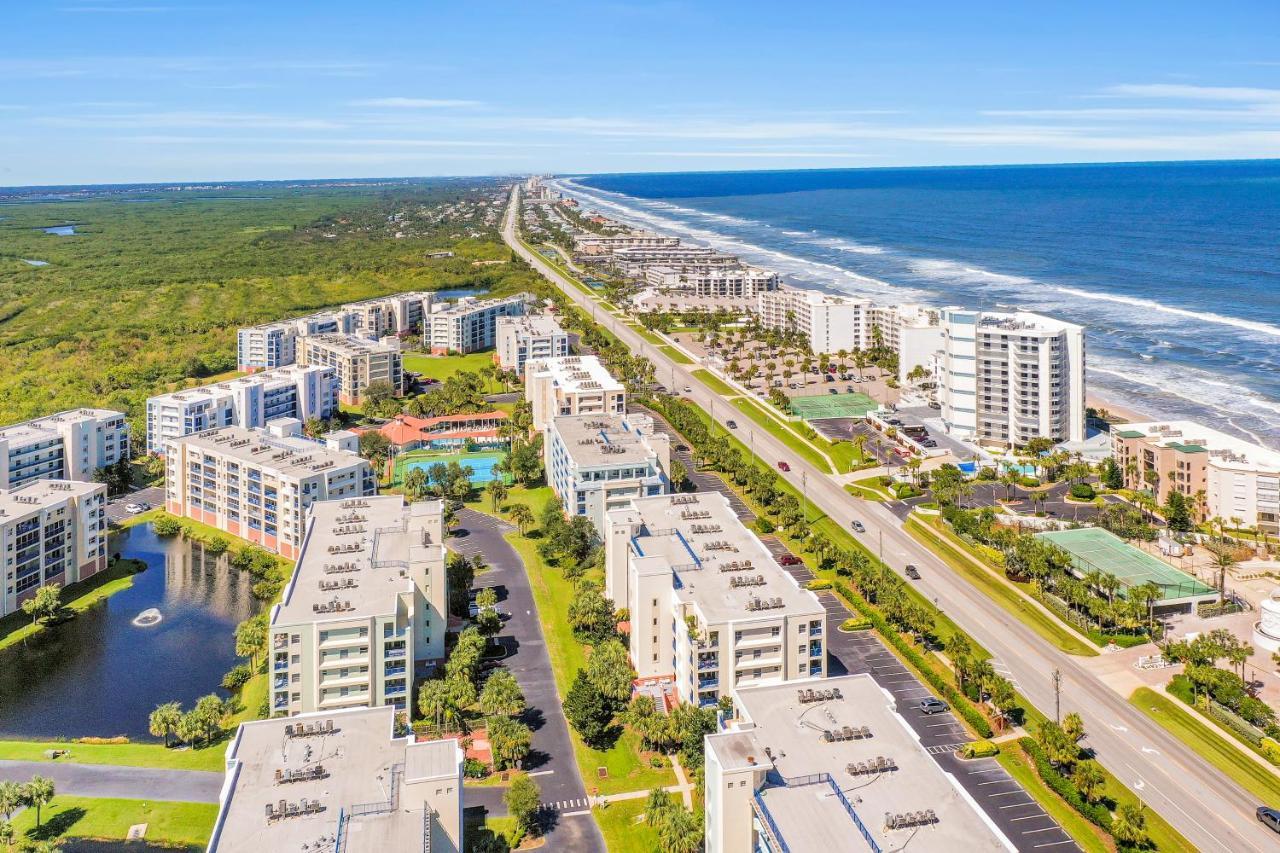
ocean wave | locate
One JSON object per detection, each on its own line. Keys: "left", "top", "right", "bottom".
{"left": 1051, "top": 286, "right": 1280, "bottom": 341}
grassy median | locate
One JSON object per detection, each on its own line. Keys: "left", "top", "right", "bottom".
{"left": 9, "top": 795, "right": 217, "bottom": 848}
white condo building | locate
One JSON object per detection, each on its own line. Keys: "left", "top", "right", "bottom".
{"left": 574, "top": 232, "right": 680, "bottom": 255}
{"left": 642, "top": 265, "right": 779, "bottom": 298}
{"left": 236, "top": 313, "right": 350, "bottom": 373}
{"left": 0, "top": 479, "right": 107, "bottom": 618}
{"left": 545, "top": 413, "right": 670, "bottom": 534}
{"left": 525, "top": 356, "right": 627, "bottom": 432}
{"left": 868, "top": 304, "right": 945, "bottom": 384}
{"left": 705, "top": 675, "right": 1011, "bottom": 853}
{"left": 756, "top": 287, "right": 873, "bottom": 354}
{"left": 146, "top": 366, "right": 338, "bottom": 455}
{"left": 424, "top": 294, "right": 529, "bottom": 355}
{"left": 0, "top": 409, "right": 130, "bottom": 490}
{"left": 164, "top": 422, "right": 376, "bottom": 559}
{"left": 495, "top": 314, "right": 569, "bottom": 373}
{"left": 342, "top": 292, "right": 434, "bottom": 340}
{"left": 298, "top": 334, "right": 403, "bottom": 405}
{"left": 269, "top": 496, "right": 447, "bottom": 716}
{"left": 937, "top": 309, "right": 1085, "bottom": 447}
{"left": 208, "top": 705, "right": 463, "bottom": 853}
{"left": 605, "top": 492, "right": 826, "bottom": 708}
{"left": 609, "top": 245, "right": 737, "bottom": 276}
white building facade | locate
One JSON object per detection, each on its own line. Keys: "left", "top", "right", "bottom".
{"left": 0, "top": 409, "right": 130, "bottom": 490}
{"left": 525, "top": 356, "right": 627, "bottom": 432}
{"left": 425, "top": 294, "right": 529, "bottom": 355}
{"left": 756, "top": 287, "right": 872, "bottom": 354}
{"left": 0, "top": 479, "right": 108, "bottom": 618}
{"left": 495, "top": 314, "right": 569, "bottom": 373}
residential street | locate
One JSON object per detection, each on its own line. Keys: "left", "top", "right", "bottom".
{"left": 0, "top": 760, "right": 222, "bottom": 803}
{"left": 448, "top": 508, "right": 606, "bottom": 853}
{"left": 507, "top": 183, "right": 1279, "bottom": 852}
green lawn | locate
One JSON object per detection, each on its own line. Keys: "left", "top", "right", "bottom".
{"left": 0, "top": 738, "right": 227, "bottom": 772}
{"left": 10, "top": 796, "right": 217, "bottom": 849}
{"left": 844, "top": 481, "right": 887, "bottom": 502}
{"left": 689, "top": 369, "right": 738, "bottom": 398}
{"left": 403, "top": 350, "right": 503, "bottom": 388}
{"left": 905, "top": 516, "right": 1098, "bottom": 657}
{"left": 464, "top": 487, "right": 677, "bottom": 797}
{"left": 628, "top": 324, "right": 665, "bottom": 346}
{"left": 730, "top": 397, "right": 833, "bottom": 474}
{"left": 657, "top": 344, "right": 694, "bottom": 365}
{"left": 994, "top": 749, "right": 1110, "bottom": 853}
{"left": 594, "top": 796, "right": 667, "bottom": 853}
{"left": 1131, "top": 687, "right": 1280, "bottom": 805}
{"left": 0, "top": 557, "right": 146, "bottom": 653}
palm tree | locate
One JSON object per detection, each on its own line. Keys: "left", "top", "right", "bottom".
{"left": 0, "top": 782, "right": 21, "bottom": 822}
{"left": 0, "top": 819, "right": 13, "bottom": 853}
{"left": 487, "top": 479, "right": 508, "bottom": 512}
{"left": 149, "top": 702, "right": 183, "bottom": 748}
{"left": 1072, "top": 762, "right": 1106, "bottom": 804}
{"left": 22, "top": 776, "right": 54, "bottom": 828}
{"left": 479, "top": 669, "right": 526, "bottom": 718}
{"left": 999, "top": 470, "right": 1019, "bottom": 502}
{"left": 417, "top": 680, "right": 455, "bottom": 731}
{"left": 851, "top": 433, "right": 869, "bottom": 464}
{"left": 508, "top": 503, "right": 534, "bottom": 536}
{"left": 1208, "top": 543, "right": 1236, "bottom": 605}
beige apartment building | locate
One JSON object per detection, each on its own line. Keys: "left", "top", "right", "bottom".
{"left": 1113, "top": 420, "right": 1280, "bottom": 534}
{"left": 208, "top": 705, "right": 463, "bottom": 853}
{"left": 525, "top": 355, "right": 627, "bottom": 431}
{"left": 298, "top": 334, "right": 404, "bottom": 405}
{"left": 0, "top": 479, "right": 107, "bottom": 618}
{"left": 0, "top": 409, "right": 130, "bottom": 491}
{"left": 605, "top": 492, "right": 826, "bottom": 709}
{"left": 164, "top": 423, "right": 376, "bottom": 559}
{"left": 268, "top": 495, "right": 447, "bottom": 717}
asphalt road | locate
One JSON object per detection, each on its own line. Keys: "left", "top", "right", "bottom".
{"left": 0, "top": 760, "right": 222, "bottom": 803}
{"left": 105, "top": 485, "right": 165, "bottom": 526}
{"left": 449, "top": 509, "right": 606, "bottom": 853}
{"left": 509, "top": 184, "right": 1277, "bottom": 851}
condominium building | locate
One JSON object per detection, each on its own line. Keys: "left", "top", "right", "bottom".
{"left": 756, "top": 287, "right": 872, "bottom": 354}
{"left": 146, "top": 366, "right": 338, "bottom": 455}
{"left": 0, "top": 409, "right": 129, "bottom": 490}
{"left": 495, "top": 314, "right": 569, "bottom": 373}
{"left": 525, "top": 356, "right": 627, "bottom": 432}
{"left": 0, "top": 479, "right": 107, "bottom": 618}
{"left": 545, "top": 413, "right": 670, "bottom": 534}
{"left": 642, "top": 265, "right": 779, "bottom": 298}
{"left": 268, "top": 495, "right": 447, "bottom": 716}
{"left": 868, "top": 304, "right": 945, "bottom": 384}
{"left": 424, "top": 294, "right": 529, "bottom": 355}
{"left": 208, "top": 705, "right": 463, "bottom": 853}
{"left": 609, "top": 245, "right": 737, "bottom": 276}
{"left": 705, "top": 674, "right": 1010, "bottom": 853}
{"left": 342, "top": 292, "right": 435, "bottom": 339}
{"left": 164, "top": 423, "right": 376, "bottom": 559}
{"left": 937, "top": 309, "right": 1085, "bottom": 447}
{"left": 298, "top": 334, "right": 404, "bottom": 405}
{"left": 574, "top": 232, "right": 680, "bottom": 255}
{"left": 604, "top": 492, "right": 826, "bottom": 708}
{"left": 236, "top": 312, "right": 349, "bottom": 373}
{"left": 1112, "top": 420, "right": 1280, "bottom": 534}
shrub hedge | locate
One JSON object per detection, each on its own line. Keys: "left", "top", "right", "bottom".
{"left": 1019, "top": 737, "right": 1112, "bottom": 831}
{"left": 806, "top": 579, "right": 833, "bottom": 591}
{"left": 961, "top": 740, "right": 999, "bottom": 758}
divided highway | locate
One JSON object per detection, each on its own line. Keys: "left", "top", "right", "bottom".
{"left": 505, "top": 184, "right": 1278, "bottom": 851}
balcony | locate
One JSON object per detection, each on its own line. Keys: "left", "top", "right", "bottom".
{"left": 384, "top": 646, "right": 407, "bottom": 660}
{"left": 697, "top": 659, "right": 719, "bottom": 672}
{"left": 274, "top": 658, "right": 289, "bottom": 671}
{"left": 274, "top": 674, "right": 289, "bottom": 690}
{"left": 319, "top": 691, "right": 369, "bottom": 707}
{"left": 384, "top": 665, "right": 407, "bottom": 678}
{"left": 809, "top": 626, "right": 823, "bottom": 637}
{"left": 697, "top": 676, "right": 719, "bottom": 690}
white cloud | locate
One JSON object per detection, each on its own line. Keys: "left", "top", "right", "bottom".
{"left": 1104, "top": 83, "right": 1280, "bottom": 103}
{"left": 350, "top": 97, "right": 483, "bottom": 109}
{"left": 33, "top": 111, "right": 346, "bottom": 130}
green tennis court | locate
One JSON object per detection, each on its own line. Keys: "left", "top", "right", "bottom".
{"left": 789, "top": 391, "right": 878, "bottom": 421}
{"left": 1036, "top": 527, "right": 1216, "bottom": 603}
{"left": 391, "top": 449, "right": 510, "bottom": 487}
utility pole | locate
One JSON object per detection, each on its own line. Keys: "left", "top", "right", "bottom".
{"left": 1052, "top": 668, "right": 1062, "bottom": 724}
{"left": 801, "top": 470, "right": 808, "bottom": 522}
{"left": 878, "top": 529, "right": 884, "bottom": 565}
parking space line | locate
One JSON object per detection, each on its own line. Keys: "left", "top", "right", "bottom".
{"left": 989, "top": 790, "right": 1031, "bottom": 797}
{"left": 1022, "top": 827, "right": 1063, "bottom": 835}
{"left": 998, "top": 800, "right": 1037, "bottom": 808}
{"left": 1009, "top": 814, "right": 1049, "bottom": 821}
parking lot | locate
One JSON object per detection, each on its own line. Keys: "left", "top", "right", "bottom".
{"left": 105, "top": 486, "right": 165, "bottom": 525}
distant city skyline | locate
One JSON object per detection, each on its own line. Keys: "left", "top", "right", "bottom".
{"left": 2, "top": 1, "right": 1278, "bottom": 185}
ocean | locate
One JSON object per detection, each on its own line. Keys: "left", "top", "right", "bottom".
{"left": 562, "top": 161, "right": 1280, "bottom": 448}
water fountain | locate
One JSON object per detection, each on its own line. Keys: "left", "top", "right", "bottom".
{"left": 131, "top": 607, "right": 162, "bottom": 627}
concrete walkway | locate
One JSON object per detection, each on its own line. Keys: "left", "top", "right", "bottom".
{"left": 0, "top": 760, "right": 223, "bottom": 803}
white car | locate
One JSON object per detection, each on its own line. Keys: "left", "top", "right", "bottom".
{"left": 124, "top": 503, "right": 146, "bottom": 514}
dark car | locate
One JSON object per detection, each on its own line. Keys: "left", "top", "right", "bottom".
{"left": 779, "top": 554, "right": 802, "bottom": 566}
{"left": 905, "top": 564, "right": 921, "bottom": 580}
{"left": 726, "top": 419, "right": 738, "bottom": 429}
{"left": 919, "top": 698, "right": 949, "bottom": 715}
{"left": 851, "top": 520, "right": 865, "bottom": 533}
{"left": 777, "top": 461, "right": 791, "bottom": 472}
{"left": 1258, "top": 806, "right": 1280, "bottom": 833}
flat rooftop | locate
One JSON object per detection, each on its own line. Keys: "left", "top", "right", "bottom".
{"left": 303, "top": 333, "right": 399, "bottom": 356}
{"left": 530, "top": 356, "right": 623, "bottom": 393}
{"left": 274, "top": 495, "right": 443, "bottom": 625}
{"left": 1114, "top": 419, "right": 1280, "bottom": 471}
{"left": 431, "top": 292, "right": 528, "bottom": 316}
{"left": 0, "top": 479, "right": 101, "bottom": 513}
{"left": 151, "top": 366, "right": 327, "bottom": 404}
{"left": 210, "top": 705, "right": 457, "bottom": 853}
{"left": 497, "top": 313, "right": 565, "bottom": 337}
{"left": 0, "top": 408, "right": 125, "bottom": 444}
{"left": 622, "top": 492, "right": 822, "bottom": 624}
{"left": 551, "top": 414, "right": 661, "bottom": 467}
{"left": 178, "top": 426, "right": 366, "bottom": 479}
{"left": 715, "top": 674, "right": 1010, "bottom": 852}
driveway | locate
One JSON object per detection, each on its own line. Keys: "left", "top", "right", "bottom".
{"left": 0, "top": 760, "right": 222, "bottom": 803}
{"left": 449, "top": 509, "right": 605, "bottom": 853}
{"left": 105, "top": 486, "right": 165, "bottom": 526}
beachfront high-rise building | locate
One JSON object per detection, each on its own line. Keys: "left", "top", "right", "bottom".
{"left": 268, "top": 496, "right": 447, "bottom": 716}
{"left": 756, "top": 286, "right": 872, "bottom": 354}
{"left": 1112, "top": 420, "right": 1280, "bottom": 535}
{"left": 495, "top": 314, "right": 569, "bottom": 373}
{"left": 573, "top": 232, "right": 680, "bottom": 255}
{"left": 609, "top": 245, "right": 737, "bottom": 276}
{"left": 705, "top": 674, "right": 1011, "bottom": 853}
{"left": 424, "top": 294, "right": 529, "bottom": 355}
{"left": 524, "top": 356, "right": 627, "bottom": 432}
{"left": 297, "top": 334, "right": 403, "bottom": 406}
{"left": 642, "top": 264, "right": 779, "bottom": 298}
{"left": 868, "top": 304, "right": 945, "bottom": 384}
{"left": 236, "top": 312, "right": 350, "bottom": 373}
{"left": 0, "top": 480, "right": 107, "bottom": 619}
{"left": 208, "top": 705, "right": 463, "bottom": 853}
{"left": 544, "top": 413, "right": 670, "bottom": 534}
{"left": 164, "top": 423, "right": 375, "bottom": 559}
{"left": 0, "top": 409, "right": 130, "bottom": 490}
{"left": 604, "top": 492, "right": 826, "bottom": 708}
{"left": 145, "top": 366, "right": 338, "bottom": 455}
{"left": 936, "top": 308, "right": 1085, "bottom": 447}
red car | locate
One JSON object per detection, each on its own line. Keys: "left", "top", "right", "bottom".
{"left": 779, "top": 554, "right": 801, "bottom": 566}
{"left": 777, "top": 461, "right": 791, "bottom": 472}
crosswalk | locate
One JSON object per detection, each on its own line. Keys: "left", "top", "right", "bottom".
{"left": 924, "top": 742, "right": 966, "bottom": 755}
{"left": 545, "top": 797, "right": 591, "bottom": 812}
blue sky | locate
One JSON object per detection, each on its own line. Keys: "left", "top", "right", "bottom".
{"left": 3, "top": 1, "right": 1279, "bottom": 185}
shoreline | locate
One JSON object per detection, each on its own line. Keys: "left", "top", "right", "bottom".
{"left": 1086, "top": 392, "right": 1149, "bottom": 425}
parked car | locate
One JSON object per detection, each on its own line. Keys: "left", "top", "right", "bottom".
{"left": 1258, "top": 806, "right": 1280, "bottom": 834}
{"left": 828, "top": 388, "right": 838, "bottom": 395}
{"left": 905, "top": 564, "right": 921, "bottom": 580}
{"left": 823, "top": 374, "right": 834, "bottom": 382}
{"left": 683, "top": 386, "right": 693, "bottom": 394}
{"left": 851, "top": 520, "right": 865, "bottom": 533}
{"left": 777, "top": 461, "right": 791, "bottom": 472}
{"left": 726, "top": 419, "right": 738, "bottom": 429}
{"left": 846, "top": 385, "right": 855, "bottom": 392}
{"left": 779, "top": 554, "right": 802, "bottom": 566}
{"left": 922, "top": 440, "right": 938, "bottom": 448}
{"left": 124, "top": 503, "right": 146, "bottom": 514}
{"left": 918, "top": 697, "right": 948, "bottom": 715}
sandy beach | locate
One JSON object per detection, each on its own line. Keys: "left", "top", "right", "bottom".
{"left": 1087, "top": 391, "right": 1150, "bottom": 424}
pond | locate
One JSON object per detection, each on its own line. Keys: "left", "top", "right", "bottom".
{"left": 20, "top": 259, "right": 49, "bottom": 267}
{"left": 432, "top": 287, "right": 489, "bottom": 300}
{"left": 39, "top": 225, "right": 76, "bottom": 236}
{"left": 0, "top": 524, "right": 260, "bottom": 740}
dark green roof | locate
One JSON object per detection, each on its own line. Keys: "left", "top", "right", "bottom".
{"left": 1168, "top": 442, "right": 1208, "bottom": 454}
{"left": 1115, "top": 430, "right": 1145, "bottom": 439}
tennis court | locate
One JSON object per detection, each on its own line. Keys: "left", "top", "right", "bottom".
{"left": 392, "top": 449, "right": 510, "bottom": 487}
{"left": 1036, "top": 527, "right": 1216, "bottom": 604}
{"left": 789, "top": 391, "right": 878, "bottom": 421}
